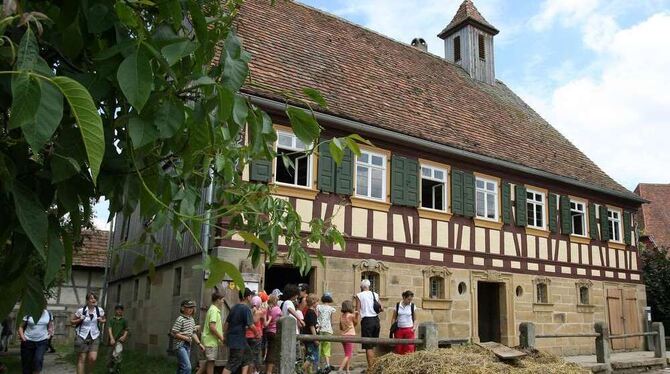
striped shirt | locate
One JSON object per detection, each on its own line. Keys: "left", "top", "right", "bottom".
{"left": 171, "top": 315, "right": 196, "bottom": 348}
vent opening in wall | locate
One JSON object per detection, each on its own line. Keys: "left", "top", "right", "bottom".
{"left": 516, "top": 286, "right": 523, "bottom": 297}
{"left": 457, "top": 282, "right": 467, "bottom": 295}
{"left": 478, "top": 34, "right": 485, "bottom": 60}
{"left": 454, "top": 36, "right": 461, "bottom": 62}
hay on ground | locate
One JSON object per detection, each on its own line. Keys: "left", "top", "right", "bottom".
{"left": 368, "top": 345, "right": 590, "bottom": 374}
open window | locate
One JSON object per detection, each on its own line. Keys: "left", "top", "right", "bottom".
{"left": 421, "top": 165, "right": 447, "bottom": 211}
{"left": 571, "top": 200, "right": 586, "bottom": 236}
{"left": 275, "top": 131, "right": 312, "bottom": 187}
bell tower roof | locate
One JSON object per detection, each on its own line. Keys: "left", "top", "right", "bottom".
{"left": 438, "top": 0, "right": 499, "bottom": 39}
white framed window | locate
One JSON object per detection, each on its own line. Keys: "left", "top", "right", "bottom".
{"left": 275, "top": 131, "right": 312, "bottom": 187}
{"left": 607, "top": 209, "right": 622, "bottom": 242}
{"left": 526, "top": 190, "right": 545, "bottom": 229}
{"left": 571, "top": 201, "right": 586, "bottom": 236}
{"left": 420, "top": 165, "right": 447, "bottom": 211}
{"left": 476, "top": 177, "right": 498, "bottom": 220}
{"left": 355, "top": 150, "right": 386, "bottom": 200}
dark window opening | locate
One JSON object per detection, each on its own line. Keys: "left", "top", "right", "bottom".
{"left": 275, "top": 149, "right": 309, "bottom": 186}
{"left": 173, "top": 267, "right": 182, "bottom": 296}
{"left": 454, "top": 36, "right": 461, "bottom": 61}
{"left": 421, "top": 179, "right": 444, "bottom": 210}
{"left": 536, "top": 283, "right": 548, "bottom": 303}
{"left": 478, "top": 34, "right": 486, "bottom": 60}
{"left": 361, "top": 271, "right": 380, "bottom": 293}
{"left": 116, "top": 284, "right": 121, "bottom": 304}
{"left": 145, "top": 276, "right": 151, "bottom": 300}
{"left": 579, "top": 286, "right": 590, "bottom": 305}
{"left": 264, "top": 265, "right": 314, "bottom": 296}
{"left": 430, "top": 276, "right": 444, "bottom": 299}
{"left": 133, "top": 278, "right": 139, "bottom": 301}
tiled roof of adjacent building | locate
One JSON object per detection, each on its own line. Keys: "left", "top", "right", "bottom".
{"left": 73, "top": 230, "right": 109, "bottom": 268}
{"left": 236, "top": 0, "right": 637, "bottom": 201}
{"left": 635, "top": 184, "right": 670, "bottom": 248}
{"left": 438, "top": 0, "right": 499, "bottom": 37}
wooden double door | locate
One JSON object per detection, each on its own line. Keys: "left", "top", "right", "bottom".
{"left": 607, "top": 288, "right": 642, "bottom": 350}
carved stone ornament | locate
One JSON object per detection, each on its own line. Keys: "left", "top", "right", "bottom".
{"left": 533, "top": 276, "right": 551, "bottom": 285}
{"left": 422, "top": 265, "right": 452, "bottom": 278}
{"left": 575, "top": 279, "right": 593, "bottom": 289}
{"left": 353, "top": 259, "right": 389, "bottom": 273}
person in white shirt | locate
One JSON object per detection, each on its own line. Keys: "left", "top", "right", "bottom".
{"left": 390, "top": 290, "right": 417, "bottom": 355}
{"left": 71, "top": 292, "right": 106, "bottom": 374}
{"left": 18, "top": 309, "right": 54, "bottom": 374}
{"left": 355, "top": 279, "right": 382, "bottom": 368}
{"left": 281, "top": 284, "right": 305, "bottom": 334}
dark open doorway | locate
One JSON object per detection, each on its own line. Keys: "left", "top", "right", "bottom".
{"left": 264, "top": 264, "right": 314, "bottom": 294}
{"left": 478, "top": 282, "right": 501, "bottom": 343}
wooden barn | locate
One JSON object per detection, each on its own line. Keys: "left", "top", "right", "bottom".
{"left": 108, "top": 0, "right": 648, "bottom": 358}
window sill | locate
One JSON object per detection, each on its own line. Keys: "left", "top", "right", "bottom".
{"left": 525, "top": 227, "right": 549, "bottom": 237}
{"left": 570, "top": 235, "right": 591, "bottom": 245}
{"left": 271, "top": 184, "right": 319, "bottom": 200}
{"left": 422, "top": 298, "right": 452, "bottom": 310}
{"left": 577, "top": 304, "right": 595, "bottom": 313}
{"left": 474, "top": 218, "right": 503, "bottom": 230}
{"left": 607, "top": 241, "right": 626, "bottom": 250}
{"left": 532, "top": 303, "right": 554, "bottom": 312}
{"left": 418, "top": 208, "right": 452, "bottom": 221}
{"left": 350, "top": 196, "right": 391, "bottom": 212}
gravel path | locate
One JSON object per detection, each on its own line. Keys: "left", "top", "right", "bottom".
{"left": 41, "top": 351, "right": 76, "bottom": 374}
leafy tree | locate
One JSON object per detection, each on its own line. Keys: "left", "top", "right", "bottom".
{"left": 640, "top": 245, "right": 670, "bottom": 327}
{"left": 0, "top": 0, "right": 362, "bottom": 320}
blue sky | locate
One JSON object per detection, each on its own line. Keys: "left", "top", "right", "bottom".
{"left": 92, "top": 0, "right": 670, "bottom": 229}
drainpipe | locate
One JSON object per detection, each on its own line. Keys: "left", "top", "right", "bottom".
{"left": 199, "top": 170, "right": 216, "bottom": 320}
{"left": 101, "top": 212, "right": 116, "bottom": 310}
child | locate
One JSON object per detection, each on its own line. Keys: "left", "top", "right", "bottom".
{"left": 107, "top": 304, "right": 129, "bottom": 374}
{"left": 301, "top": 294, "right": 319, "bottom": 374}
{"left": 337, "top": 300, "right": 358, "bottom": 374}
{"left": 171, "top": 300, "right": 204, "bottom": 374}
{"left": 264, "top": 294, "right": 282, "bottom": 374}
{"left": 245, "top": 296, "right": 264, "bottom": 374}
{"left": 316, "top": 292, "right": 336, "bottom": 371}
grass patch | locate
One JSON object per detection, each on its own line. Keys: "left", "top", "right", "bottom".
{"left": 62, "top": 344, "right": 178, "bottom": 374}
{"left": 0, "top": 354, "right": 20, "bottom": 373}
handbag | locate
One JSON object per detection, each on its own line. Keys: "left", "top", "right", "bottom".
{"left": 372, "top": 292, "right": 382, "bottom": 314}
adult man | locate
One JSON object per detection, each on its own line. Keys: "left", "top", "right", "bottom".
{"left": 355, "top": 279, "right": 382, "bottom": 368}
{"left": 198, "top": 292, "right": 224, "bottom": 374}
{"left": 222, "top": 288, "right": 258, "bottom": 374}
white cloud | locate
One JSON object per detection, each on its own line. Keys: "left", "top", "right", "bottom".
{"left": 93, "top": 200, "right": 111, "bottom": 230}
{"left": 527, "top": 13, "right": 670, "bottom": 189}
{"left": 582, "top": 14, "right": 619, "bottom": 51}
{"left": 530, "top": 0, "right": 602, "bottom": 31}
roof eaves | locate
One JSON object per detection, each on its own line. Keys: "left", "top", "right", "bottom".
{"left": 438, "top": 18, "right": 500, "bottom": 39}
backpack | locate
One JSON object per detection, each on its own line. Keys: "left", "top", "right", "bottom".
{"left": 389, "top": 302, "right": 414, "bottom": 337}
{"left": 75, "top": 306, "right": 101, "bottom": 334}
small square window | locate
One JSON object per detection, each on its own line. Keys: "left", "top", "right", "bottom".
{"left": 361, "top": 271, "right": 380, "bottom": 293}
{"left": 429, "top": 276, "right": 445, "bottom": 299}
{"left": 536, "top": 283, "right": 548, "bottom": 303}
{"left": 173, "top": 267, "right": 182, "bottom": 296}
{"left": 579, "top": 286, "right": 590, "bottom": 305}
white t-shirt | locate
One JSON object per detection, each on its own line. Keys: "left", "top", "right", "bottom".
{"left": 75, "top": 306, "right": 105, "bottom": 339}
{"left": 356, "top": 290, "right": 379, "bottom": 318}
{"left": 316, "top": 304, "right": 336, "bottom": 333}
{"left": 396, "top": 302, "right": 415, "bottom": 328}
{"left": 281, "top": 300, "right": 300, "bottom": 334}
{"left": 22, "top": 310, "right": 52, "bottom": 342}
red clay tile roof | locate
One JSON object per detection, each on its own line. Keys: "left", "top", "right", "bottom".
{"left": 73, "top": 230, "right": 109, "bottom": 268}
{"left": 438, "top": 0, "right": 499, "bottom": 37}
{"left": 635, "top": 184, "right": 670, "bottom": 248}
{"left": 236, "top": 0, "right": 635, "bottom": 200}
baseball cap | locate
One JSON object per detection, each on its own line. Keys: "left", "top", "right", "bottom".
{"left": 114, "top": 304, "right": 124, "bottom": 310}
{"left": 271, "top": 288, "right": 283, "bottom": 297}
{"left": 181, "top": 300, "right": 196, "bottom": 308}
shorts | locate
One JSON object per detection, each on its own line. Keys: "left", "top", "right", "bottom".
{"left": 265, "top": 332, "right": 279, "bottom": 364}
{"left": 319, "top": 332, "right": 332, "bottom": 358}
{"left": 360, "top": 317, "right": 380, "bottom": 350}
{"left": 204, "top": 346, "right": 219, "bottom": 361}
{"left": 304, "top": 342, "right": 319, "bottom": 363}
{"left": 227, "top": 348, "right": 251, "bottom": 372}
{"left": 246, "top": 338, "right": 262, "bottom": 367}
{"left": 74, "top": 335, "right": 100, "bottom": 353}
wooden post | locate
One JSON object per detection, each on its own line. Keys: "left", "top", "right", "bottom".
{"left": 519, "top": 322, "right": 535, "bottom": 349}
{"left": 594, "top": 321, "right": 610, "bottom": 365}
{"left": 418, "top": 322, "right": 438, "bottom": 350}
{"left": 278, "top": 317, "right": 297, "bottom": 374}
{"left": 652, "top": 322, "right": 666, "bottom": 359}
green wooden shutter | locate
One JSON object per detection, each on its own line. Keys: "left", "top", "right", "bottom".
{"left": 405, "top": 158, "right": 419, "bottom": 207}
{"left": 548, "top": 193, "right": 558, "bottom": 233}
{"left": 599, "top": 205, "right": 610, "bottom": 241}
{"left": 502, "top": 182, "right": 511, "bottom": 224}
{"left": 317, "top": 141, "right": 335, "bottom": 192}
{"left": 250, "top": 159, "right": 271, "bottom": 182}
{"left": 623, "top": 211, "right": 632, "bottom": 245}
{"left": 335, "top": 149, "right": 353, "bottom": 195}
{"left": 588, "top": 203, "right": 599, "bottom": 240}
{"left": 515, "top": 185, "right": 527, "bottom": 227}
{"left": 451, "top": 170, "right": 464, "bottom": 215}
{"left": 391, "top": 155, "right": 407, "bottom": 205}
{"left": 463, "top": 172, "right": 475, "bottom": 218}
{"left": 560, "top": 195, "right": 571, "bottom": 235}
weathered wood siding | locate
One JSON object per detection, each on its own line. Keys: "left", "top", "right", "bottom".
{"left": 443, "top": 25, "right": 495, "bottom": 84}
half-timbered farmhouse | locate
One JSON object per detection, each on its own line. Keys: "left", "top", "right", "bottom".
{"left": 108, "top": 0, "right": 648, "bottom": 357}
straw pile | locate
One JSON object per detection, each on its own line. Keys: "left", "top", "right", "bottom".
{"left": 368, "top": 345, "right": 589, "bottom": 374}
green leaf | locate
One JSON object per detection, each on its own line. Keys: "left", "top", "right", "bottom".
{"left": 86, "top": 3, "right": 114, "bottom": 33}
{"left": 12, "top": 182, "right": 48, "bottom": 259}
{"left": 16, "top": 27, "right": 38, "bottom": 70}
{"left": 129, "top": 116, "right": 159, "bottom": 149}
{"left": 329, "top": 139, "right": 344, "bottom": 165}
{"left": 9, "top": 73, "right": 40, "bottom": 129}
{"left": 45, "top": 225, "right": 65, "bottom": 286}
{"left": 50, "top": 76, "right": 105, "bottom": 184}
{"left": 61, "top": 19, "right": 84, "bottom": 58}
{"left": 347, "top": 133, "right": 372, "bottom": 145}
{"left": 232, "top": 95, "right": 248, "bottom": 128}
{"left": 51, "top": 154, "right": 81, "bottom": 183}
{"left": 93, "top": 40, "right": 137, "bottom": 60}
{"left": 286, "top": 107, "right": 320, "bottom": 146}
{"left": 117, "top": 48, "right": 153, "bottom": 113}
{"left": 161, "top": 40, "right": 196, "bottom": 66}
{"left": 158, "top": 0, "right": 183, "bottom": 31}
{"left": 222, "top": 51, "right": 249, "bottom": 91}
{"left": 22, "top": 80, "right": 64, "bottom": 151}
{"left": 344, "top": 136, "right": 361, "bottom": 157}
{"left": 155, "top": 99, "right": 184, "bottom": 139}
{"left": 302, "top": 87, "right": 327, "bottom": 108}
{"left": 18, "top": 275, "right": 47, "bottom": 323}
{"left": 115, "top": 1, "right": 140, "bottom": 28}
{"left": 237, "top": 231, "right": 269, "bottom": 252}
{"left": 205, "top": 255, "right": 244, "bottom": 289}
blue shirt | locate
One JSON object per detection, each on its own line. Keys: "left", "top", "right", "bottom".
{"left": 225, "top": 303, "right": 253, "bottom": 349}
